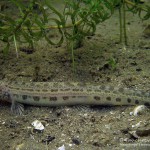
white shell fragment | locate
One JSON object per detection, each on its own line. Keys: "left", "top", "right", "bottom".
{"left": 31, "top": 120, "right": 44, "bottom": 131}
{"left": 130, "top": 105, "right": 147, "bottom": 116}
{"left": 57, "top": 145, "right": 65, "bottom": 150}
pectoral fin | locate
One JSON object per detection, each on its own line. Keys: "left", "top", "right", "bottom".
{"left": 11, "top": 100, "right": 24, "bottom": 115}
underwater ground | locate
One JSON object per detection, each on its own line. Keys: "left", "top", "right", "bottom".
{"left": 0, "top": 0, "right": 150, "bottom": 150}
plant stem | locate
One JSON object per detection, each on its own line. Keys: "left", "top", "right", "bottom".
{"left": 123, "top": 0, "right": 127, "bottom": 45}
{"left": 71, "top": 40, "right": 75, "bottom": 74}
{"left": 13, "top": 34, "right": 19, "bottom": 58}
{"left": 119, "top": 5, "right": 123, "bottom": 43}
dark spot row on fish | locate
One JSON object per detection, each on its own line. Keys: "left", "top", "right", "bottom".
{"left": 127, "top": 98, "right": 131, "bottom": 103}
{"left": 72, "top": 88, "right": 84, "bottom": 92}
{"left": 94, "top": 95, "right": 145, "bottom": 105}
{"left": 98, "top": 86, "right": 148, "bottom": 98}
{"left": 51, "top": 89, "right": 59, "bottom": 92}
{"left": 98, "top": 85, "right": 116, "bottom": 91}
{"left": 63, "top": 96, "right": 69, "bottom": 100}
{"left": 16, "top": 94, "right": 150, "bottom": 106}
{"left": 87, "top": 89, "right": 92, "bottom": 92}
{"left": 116, "top": 98, "right": 121, "bottom": 102}
{"left": 33, "top": 96, "right": 40, "bottom": 101}
{"left": 60, "top": 88, "right": 71, "bottom": 92}
{"left": 98, "top": 85, "right": 118, "bottom": 94}
{"left": 22, "top": 95, "right": 27, "bottom": 100}
{"left": 94, "top": 96, "right": 101, "bottom": 100}
{"left": 94, "top": 96, "right": 113, "bottom": 101}
{"left": 106, "top": 96, "right": 111, "bottom": 101}
{"left": 94, "top": 89, "right": 102, "bottom": 92}
{"left": 49, "top": 97, "right": 57, "bottom": 101}
{"left": 72, "top": 89, "right": 80, "bottom": 92}
{"left": 53, "top": 83, "right": 61, "bottom": 88}
{"left": 42, "top": 89, "right": 48, "bottom": 92}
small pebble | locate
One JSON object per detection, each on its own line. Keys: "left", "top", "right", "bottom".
{"left": 72, "top": 138, "right": 81, "bottom": 145}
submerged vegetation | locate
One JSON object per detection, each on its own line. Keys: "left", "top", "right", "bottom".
{"left": 0, "top": 0, "right": 149, "bottom": 71}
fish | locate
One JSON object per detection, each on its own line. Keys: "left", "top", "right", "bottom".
{"left": 0, "top": 81, "right": 149, "bottom": 115}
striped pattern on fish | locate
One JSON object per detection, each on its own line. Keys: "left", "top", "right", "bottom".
{"left": 0, "top": 81, "right": 150, "bottom": 115}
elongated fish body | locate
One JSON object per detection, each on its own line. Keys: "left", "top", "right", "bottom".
{"left": 0, "top": 81, "right": 150, "bottom": 114}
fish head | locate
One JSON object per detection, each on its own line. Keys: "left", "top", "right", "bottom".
{"left": 0, "top": 82, "right": 11, "bottom": 102}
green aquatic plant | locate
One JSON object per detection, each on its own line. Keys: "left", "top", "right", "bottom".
{"left": 0, "top": 0, "right": 149, "bottom": 72}
{"left": 63, "top": 0, "right": 116, "bottom": 72}
{"left": 118, "top": 0, "right": 150, "bottom": 45}
{"left": 0, "top": 0, "right": 115, "bottom": 56}
{"left": 107, "top": 57, "right": 117, "bottom": 71}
